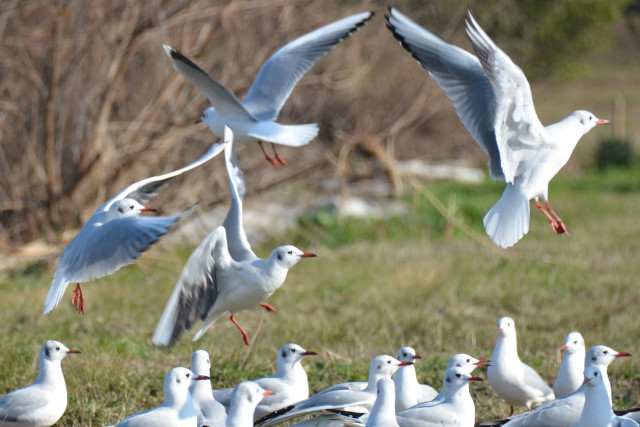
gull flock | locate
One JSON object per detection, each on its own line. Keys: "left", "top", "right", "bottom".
{"left": 2, "top": 5, "right": 631, "bottom": 427}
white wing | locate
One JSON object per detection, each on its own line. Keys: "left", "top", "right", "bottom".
{"left": 152, "top": 226, "right": 230, "bottom": 347}
{"left": 44, "top": 208, "right": 193, "bottom": 314}
{"left": 163, "top": 45, "right": 258, "bottom": 122}
{"left": 464, "top": 12, "right": 546, "bottom": 184}
{"left": 386, "top": 8, "right": 503, "bottom": 180}
{"left": 221, "top": 128, "right": 255, "bottom": 262}
{"left": 503, "top": 387, "right": 585, "bottom": 426}
{"left": 0, "top": 386, "right": 57, "bottom": 423}
{"left": 242, "top": 11, "right": 374, "bottom": 121}
{"left": 98, "top": 141, "right": 225, "bottom": 213}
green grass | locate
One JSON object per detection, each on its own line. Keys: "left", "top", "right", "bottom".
{"left": 2, "top": 167, "right": 640, "bottom": 424}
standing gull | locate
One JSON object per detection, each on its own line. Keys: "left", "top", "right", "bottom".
{"left": 190, "top": 350, "right": 226, "bottom": 427}
{"left": 393, "top": 346, "right": 437, "bottom": 411}
{"left": 386, "top": 8, "right": 610, "bottom": 248}
{"left": 163, "top": 11, "right": 373, "bottom": 167}
{"left": 554, "top": 331, "right": 586, "bottom": 398}
{"left": 487, "top": 317, "right": 554, "bottom": 414}
{"left": 211, "top": 343, "right": 316, "bottom": 420}
{"left": 152, "top": 130, "right": 316, "bottom": 346}
{"left": 109, "top": 367, "right": 209, "bottom": 427}
{"left": 502, "top": 345, "right": 631, "bottom": 426}
{"left": 43, "top": 140, "right": 226, "bottom": 315}
{"left": 0, "top": 340, "right": 80, "bottom": 427}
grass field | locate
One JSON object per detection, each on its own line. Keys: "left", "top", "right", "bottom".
{"left": 1, "top": 165, "right": 640, "bottom": 425}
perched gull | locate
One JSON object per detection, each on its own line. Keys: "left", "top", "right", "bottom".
{"left": 366, "top": 378, "right": 399, "bottom": 427}
{"left": 109, "top": 367, "right": 209, "bottom": 427}
{"left": 395, "top": 366, "right": 482, "bottom": 427}
{"left": 190, "top": 350, "right": 226, "bottom": 427}
{"left": 393, "top": 346, "right": 437, "bottom": 411}
{"left": 152, "top": 131, "right": 316, "bottom": 346}
{"left": 502, "top": 345, "right": 632, "bottom": 426}
{"left": 487, "top": 317, "right": 554, "bottom": 414}
{"left": 43, "top": 140, "right": 226, "bottom": 315}
{"left": 554, "top": 331, "right": 586, "bottom": 398}
{"left": 226, "top": 382, "right": 273, "bottom": 427}
{"left": 386, "top": 8, "right": 610, "bottom": 248}
{"left": 211, "top": 343, "right": 316, "bottom": 420}
{"left": 257, "top": 355, "right": 411, "bottom": 426}
{"left": 163, "top": 11, "right": 373, "bottom": 167}
{"left": 0, "top": 341, "right": 80, "bottom": 427}
{"left": 574, "top": 367, "right": 638, "bottom": 427}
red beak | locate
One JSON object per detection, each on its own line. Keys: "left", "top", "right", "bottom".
{"left": 194, "top": 118, "right": 202, "bottom": 124}
{"left": 615, "top": 352, "right": 632, "bottom": 358}
{"left": 66, "top": 349, "right": 81, "bottom": 354}
{"left": 474, "top": 359, "right": 490, "bottom": 367}
{"left": 583, "top": 377, "right": 591, "bottom": 384}
{"left": 398, "top": 361, "right": 414, "bottom": 367}
{"left": 302, "top": 351, "right": 318, "bottom": 356}
{"left": 194, "top": 375, "right": 210, "bottom": 381}
{"left": 413, "top": 355, "right": 422, "bottom": 360}
{"left": 595, "top": 119, "right": 610, "bottom": 125}
{"left": 469, "top": 376, "right": 483, "bottom": 381}
{"left": 263, "top": 389, "right": 274, "bottom": 396}
{"left": 141, "top": 206, "right": 158, "bottom": 213}
{"left": 300, "top": 253, "right": 317, "bottom": 258}
{"left": 561, "top": 344, "right": 570, "bottom": 351}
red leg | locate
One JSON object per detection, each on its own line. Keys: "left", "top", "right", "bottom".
{"left": 535, "top": 200, "right": 561, "bottom": 234}
{"left": 71, "top": 283, "right": 85, "bottom": 315}
{"left": 259, "top": 302, "right": 277, "bottom": 312}
{"left": 257, "top": 141, "right": 279, "bottom": 168}
{"left": 230, "top": 315, "right": 250, "bottom": 345}
{"left": 545, "top": 201, "right": 570, "bottom": 235}
{"left": 271, "top": 143, "right": 287, "bottom": 167}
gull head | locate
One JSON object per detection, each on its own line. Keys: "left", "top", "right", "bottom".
{"left": 572, "top": 110, "right": 610, "bottom": 134}
{"left": 586, "top": 345, "right": 631, "bottom": 368}
{"left": 443, "top": 366, "right": 483, "bottom": 389}
{"left": 496, "top": 316, "right": 516, "bottom": 338}
{"left": 582, "top": 366, "right": 604, "bottom": 388}
{"left": 271, "top": 245, "right": 317, "bottom": 269}
{"left": 397, "top": 346, "right": 422, "bottom": 363}
{"left": 277, "top": 343, "right": 317, "bottom": 369}
{"left": 41, "top": 340, "right": 80, "bottom": 364}
{"left": 448, "top": 353, "right": 490, "bottom": 373}
{"left": 107, "top": 198, "right": 157, "bottom": 221}
{"left": 190, "top": 350, "right": 211, "bottom": 376}
{"left": 232, "top": 382, "right": 273, "bottom": 407}
{"left": 370, "top": 355, "right": 411, "bottom": 379}
{"left": 561, "top": 331, "right": 585, "bottom": 354}
{"left": 165, "top": 367, "right": 209, "bottom": 400}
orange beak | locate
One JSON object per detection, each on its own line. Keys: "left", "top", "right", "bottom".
{"left": 596, "top": 119, "right": 610, "bottom": 125}
{"left": 141, "top": 207, "right": 158, "bottom": 213}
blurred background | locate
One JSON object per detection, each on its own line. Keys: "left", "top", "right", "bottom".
{"left": 0, "top": 0, "right": 638, "bottom": 259}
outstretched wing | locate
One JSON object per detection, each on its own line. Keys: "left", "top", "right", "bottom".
{"left": 152, "top": 226, "right": 229, "bottom": 347}
{"left": 386, "top": 8, "right": 504, "bottom": 181}
{"left": 98, "top": 141, "right": 225, "bottom": 213}
{"left": 242, "top": 11, "right": 374, "bottom": 121}
{"left": 163, "top": 45, "right": 258, "bottom": 122}
{"left": 464, "top": 12, "right": 546, "bottom": 184}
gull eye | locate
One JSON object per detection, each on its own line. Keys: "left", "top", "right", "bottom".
{"left": 589, "top": 115, "right": 593, "bottom": 121}
{"left": 574, "top": 341, "right": 577, "bottom": 344}
{"left": 456, "top": 373, "right": 461, "bottom": 378}
{"left": 129, "top": 205, "right": 134, "bottom": 210}
{"left": 387, "top": 360, "right": 391, "bottom": 364}
{"left": 55, "top": 346, "right": 60, "bottom": 351}
{"left": 118, "top": 207, "right": 123, "bottom": 213}
{"left": 466, "top": 358, "right": 470, "bottom": 363}
{"left": 595, "top": 372, "right": 599, "bottom": 376}
{"left": 291, "top": 348, "right": 296, "bottom": 353}
{"left": 287, "top": 250, "right": 293, "bottom": 255}
{"left": 403, "top": 353, "right": 407, "bottom": 357}
{"left": 603, "top": 350, "right": 608, "bottom": 355}
{"left": 186, "top": 373, "right": 190, "bottom": 378}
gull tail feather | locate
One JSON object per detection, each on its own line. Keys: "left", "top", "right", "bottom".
{"left": 43, "top": 273, "right": 70, "bottom": 314}
{"left": 250, "top": 123, "right": 319, "bottom": 147}
{"left": 151, "top": 275, "right": 184, "bottom": 347}
{"left": 483, "top": 184, "right": 530, "bottom": 249}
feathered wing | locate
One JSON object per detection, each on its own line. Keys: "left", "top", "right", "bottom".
{"left": 162, "top": 45, "right": 258, "bottom": 122}
{"left": 152, "top": 226, "right": 225, "bottom": 347}
{"left": 221, "top": 128, "right": 255, "bottom": 262}
{"left": 242, "top": 11, "right": 374, "bottom": 121}
{"left": 464, "top": 12, "right": 546, "bottom": 184}
{"left": 98, "top": 141, "right": 225, "bottom": 212}
{"left": 386, "top": 8, "right": 503, "bottom": 180}
{"left": 43, "top": 207, "right": 193, "bottom": 314}
{"left": 0, "top": 387, "right": 61, "bottom": 423}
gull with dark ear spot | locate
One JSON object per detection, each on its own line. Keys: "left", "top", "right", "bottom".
{"left": 0, "top": 340, "right": 80, "bottom": 427}
{"left": 501, "top": 345, "right": 631, "bottom": 426}
{"left": 163, "top": 11, "right": 373, "bottom": 168}
{"left": 394, "top": 346, "right": 438, "bottom": 411}
{"left": 43, "top": 138, "right": 226, "bottom": 315}
{"left": 211, "top": 343, "right": 317, "bottom": 421}
{"left": 395, "top": 367, "right": 482, "bottom": 427}
{"left": 226, "top": 382, "right": 274, "bottom": 427}
{"left": 108, "top": 367, "right": 209, "bottom": 427}
{"left": 386, "top": 8, "right": 610, "bottom": 248}
{"left": 152, "top": 129, "right": 316, "bottom": 347}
